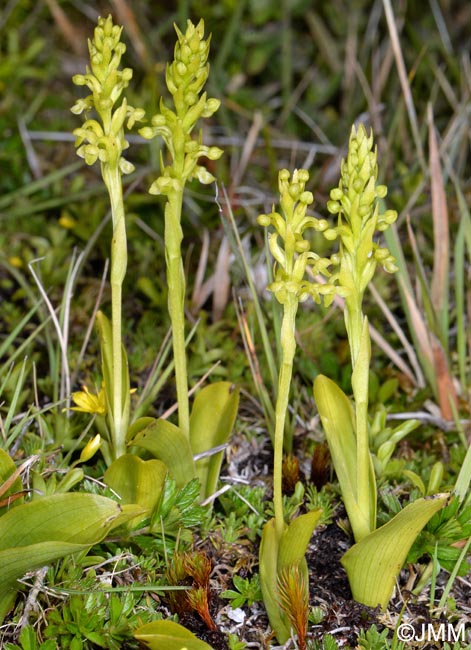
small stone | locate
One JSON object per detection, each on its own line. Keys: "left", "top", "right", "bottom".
{"left": 227, "top": 607, "right": 246, "bottom": 624}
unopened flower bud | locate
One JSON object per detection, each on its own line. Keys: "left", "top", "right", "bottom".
{"left": 207, "top": 146, "right": 223, "bottom": 160}
{"left": 324, "top": 228, "right": 338, "bottom": 241}
{"left": 79, "top": 434, "right": 102, "bottom": 463}
{"left": 258, "top": 214, "right": 271, "bottom": 227}
{"left": 202, "top": 98, "right": 220, "bottom": 117}
{"left": 300, "top": 191, "right": 313, "bottom": 205}
{"left": 327, "top": 200, "right": 340, "bottom": 215}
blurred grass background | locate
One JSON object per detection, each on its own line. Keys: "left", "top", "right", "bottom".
{"left": 0, "top": 0, "right": 470, "bottom": 414}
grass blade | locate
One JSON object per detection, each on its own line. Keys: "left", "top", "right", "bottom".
{"left": 428, "top": 105, "right": 450, "bottom": 341}
{"left": 219, "top": 184, "right": 279, "bottom": 396}
{"left": 453, "top": 187, "right": 471, "bottom": 390}
{"left": 382, "top": 0, "right": 426, "bottom": 170}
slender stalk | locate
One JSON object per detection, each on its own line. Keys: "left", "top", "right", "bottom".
{"left": 273, "top": 296, "right": 297, "bottom": 540}
{"left": 352, "top": 319, "right": 372, "bottom": 539}
{"left": 345, "top": 291, "right": 371, "bottom": 535}
{"left": 101, "top": 107, "right": 127, "bottom": 457}
{"left": 165, "top": 191, "right": 190, "bottom": 439}
{"left": 103, "top": 165, "right": 128, "bottom": 458}
{"left": 345, "top": 294, "right": 373, "bottom": 538}
{"left": 345, "top": 296, "right": 363, "bottom": 369}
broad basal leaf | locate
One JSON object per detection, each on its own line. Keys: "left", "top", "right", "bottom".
{"left": 189, "top": 381, "right": 239, "bottom": 499}
{"left": 259, "top": 518, "right": 291, "bottom": 644}
{"left": 341, "top": 493, "right": 449, "bottom": 609}
{"left": 0, "top": 493, "right": 142, "bottom": 623}
{"left": 104, "top": 454, "right": 167, "bottom": 529}
{"left": 314, "top": 374, "right": 373, "bottom": 540}
{"left": 131, "top": 418, "right": 195, "bottom": 488}
{"left": 277, "top": 509, "right": 322, "bottom": 569}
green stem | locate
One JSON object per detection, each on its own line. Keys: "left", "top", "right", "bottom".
{"left": 345, "top": 295, "right": 363, "bottom": 369}
{"left": 165, "top": 190, "right": 190, "bottom": 439}
{"left": 273, "top": 294, "right": 298, "bottom": 540}
{"left": 103, "top": 165, "right": 129, "bottom": 458}
{"left": 349, "top": 307, "right": 375, "bottom": 540}
{"left": 355, "top": 384, "right": 371, "bottom": 537}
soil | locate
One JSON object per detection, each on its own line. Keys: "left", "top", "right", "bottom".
{"left": 197, "top": 513, "right": 471, "bottom": 649}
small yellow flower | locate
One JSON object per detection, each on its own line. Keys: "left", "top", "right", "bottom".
{"left": 59, "top": 213, "right": 77, "bottom": 229}
{"left": 8, "top": 256, "right": 23, "bottom": 268}
{"left": 71, "top": 385, "right": 106, "bottom": 415}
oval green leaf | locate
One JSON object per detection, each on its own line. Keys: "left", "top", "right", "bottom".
{"left": 134, "top": 619, "right": 214, "bottom": 650}
{"left": 258, "top": 518, "right": 291, "bottom": 644}
{"left": 0, "top": 493, "right": 137, "bottom": 623}
{"left": 131, "top": 418, "right": 195, "bottom": 488}
{"left": 104, "top": 454, "right": 167, "bottom": 529}
{"left": 189, "top": 381, "right": 239, "bottom": 499}
{"left": 278, "top": 509, "right": 322, "bottom": 569}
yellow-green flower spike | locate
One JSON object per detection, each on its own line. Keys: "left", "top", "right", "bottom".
{"left": 140, "top": 19, "right": 222, "bottom": 192}
{"left": 257, "top": 169, "right": 340, "bottom": 307}
{"left": 326, "top": 124, "right": 398, "bottom": 297}
{"left": 71, "top": 14, "right": 144, "bottom": 176}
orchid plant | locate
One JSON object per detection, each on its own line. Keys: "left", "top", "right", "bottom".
{"left": 257, "top": 127, "right": 449, "bottom": 645}
{"left": 139, "top": 19, "right": 223, "bottom": 440}
{"left": 257, "top": 168, "right": 338, "bottom": 644}
{"left": 313, "top": 125, "right": 449, "bottom": 608}
{"left": 71, "top": 15, "right": 144, "bottom": 461}
{"left": 71, "top": 17, "right": 238, "bottom": 510}
{"left": 131, "top": 20, "right": 238, "bottom": 502}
